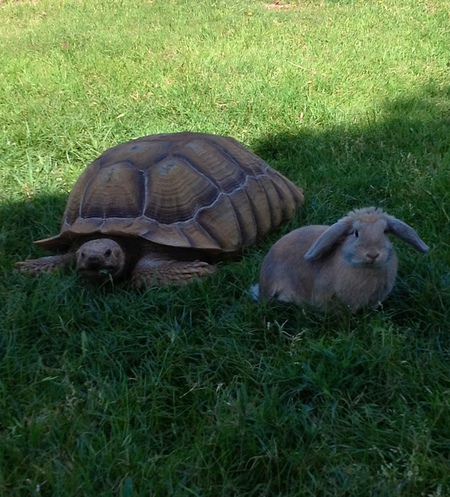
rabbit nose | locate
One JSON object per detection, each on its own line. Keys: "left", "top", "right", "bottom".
{"left": 366, "top": 252, "right": 380, "bottom": 263}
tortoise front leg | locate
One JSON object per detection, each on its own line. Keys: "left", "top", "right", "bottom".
{"left": 131, "top": 253, "right": 217, "bottom": 288}
{"left": 15, "top": 253, "right": 74, "bottom": 275}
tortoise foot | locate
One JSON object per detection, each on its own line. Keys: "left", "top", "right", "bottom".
{"left": 131, "top": 255, "right": 217, "bottom": 288}
{"left": 15, "top": 255, "right": 69, "bottom": 275}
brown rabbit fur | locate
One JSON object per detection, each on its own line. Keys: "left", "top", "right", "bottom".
{"left": 257, "top": 207, "right": 429, "bottom": 310}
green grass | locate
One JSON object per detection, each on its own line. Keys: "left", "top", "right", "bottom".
{"left": 1, "top": 0, "right": 450, "bottom": 495}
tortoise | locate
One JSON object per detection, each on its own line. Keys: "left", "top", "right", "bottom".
{"left": 16, "top": 132, "right": 304, "bottom": 287}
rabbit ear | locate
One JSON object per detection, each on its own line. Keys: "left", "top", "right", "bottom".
{"left": 385, "top": 216, "right": 429, "bottom": 253}
{"left": 304, "top": 220, "right": 350, "bottom": 261}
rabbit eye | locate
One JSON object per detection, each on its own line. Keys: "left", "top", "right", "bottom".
{"left": 354, "top": 230, "right": 359, "bottom": 238}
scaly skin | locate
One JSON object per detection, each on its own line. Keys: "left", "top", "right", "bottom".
{"left": 130, "top": 252, "right": 217, "bottom": 288}
{"left": 15, "top": 253, "right": 74, "bottom": 274}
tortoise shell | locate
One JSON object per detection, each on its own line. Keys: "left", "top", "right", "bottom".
{"left": 35, "top": 132, "right": 304, "bottom": 253}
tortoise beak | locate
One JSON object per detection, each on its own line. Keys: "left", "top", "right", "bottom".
{"left": 78, "top": 263, "right": 119, "bottom": 282}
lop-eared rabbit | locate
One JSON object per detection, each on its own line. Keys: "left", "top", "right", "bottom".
{"left": 256, "top": 207, "right": 429, "bottom": 310}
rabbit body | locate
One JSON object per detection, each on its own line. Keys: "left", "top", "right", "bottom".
{"left": 258, "top": 207, "right": 428, "bottom": 310}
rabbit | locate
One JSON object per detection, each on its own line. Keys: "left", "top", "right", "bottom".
{"left": 255, "top": 207, "right": 429, "bottom": 310}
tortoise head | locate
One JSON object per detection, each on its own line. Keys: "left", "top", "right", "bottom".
{"left": 75, "top": 238, "right": 127, "bottom": 282}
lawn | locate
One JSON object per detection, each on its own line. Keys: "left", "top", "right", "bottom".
{"left": 1, "top": 0, "right": 449, "bottom": 495}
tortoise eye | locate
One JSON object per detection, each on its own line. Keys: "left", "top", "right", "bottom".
{"left": 104, "top": 249, "right": 112, "bottom": 257}
{"left": 354, "top": 230, "right": 359, "bottom": 238}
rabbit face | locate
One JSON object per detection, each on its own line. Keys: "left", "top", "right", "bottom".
{"left": 341, "top": 217, "right": 394, "bottom": 268}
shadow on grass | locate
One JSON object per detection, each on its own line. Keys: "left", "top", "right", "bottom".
{"left": 1, "top": 191, "right": 67, "bottom": 268}
{"left": 250, "top": 84, "right": 450, "bottom": 334}
{"left": 251, "top": 83, "right": 449, "bottom": 223}
{"left": 2, "top": 85, "right": 449, "bottom": 332}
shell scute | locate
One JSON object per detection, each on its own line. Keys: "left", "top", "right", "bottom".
{"left": 227, "top": 188, "right": 257, "bottom": 247}
{"left": 80, "top": 163, "right": 145, "bottom": 220}
{"left": 193, "top": 193, "right": 243, "bottom": 251}
{"left": 144, "top": 156, "right": 219, "bottom": 224}
{"left": 181, "top": 138, "right": 248, "bottom": 194}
